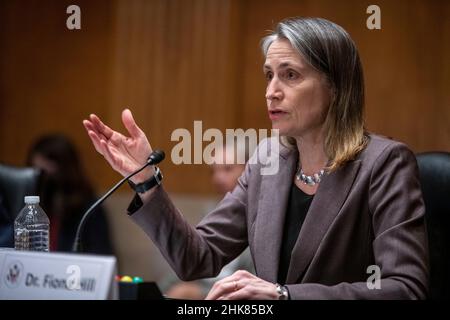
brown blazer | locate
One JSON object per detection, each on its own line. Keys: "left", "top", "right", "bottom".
{"left": 129, "top": 134, "right": 429, "bottom": 299}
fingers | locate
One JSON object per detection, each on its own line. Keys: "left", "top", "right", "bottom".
{"left": 82, "top": 119, "right": 94, "bottom": 132}
{"left": 218, "top": 286, "right": 249, "bottom": 300}
{"left": 122, "top": 109, "right": 143, "bottom": 139}
{"left": 205, "top": 270, "right": 278, "bottom": 300}
{"left": 85, "top": 126, "right": 106, "bottom": 156}
{"left": 206, "top": 270, "right": 252, "bottom": 300}
{"left": 82, "top": 110, "right": 148, "bottom": 177}
{"left": 99, "top": 139, "right": 120, "bottom": 169}
{"left": 83, "top": 114, "right": 125, "bottom": 148}
{"left": 205, "top": 281, "right": 237, "bottom": 300}
{"left": 83, "top": 121, "right": 113, "bottom": 157}
{"left": 220, "top": 281, "right": 277, "bottom": 300}
{"left": 89, "top": 114, "right": 114, "bottom": 140}
{"left": 84, "top": 126, "right": 122, "bottom": 171}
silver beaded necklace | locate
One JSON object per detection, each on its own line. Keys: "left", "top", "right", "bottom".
{"left": 295, "top": 166, "right": 325, "bottom": 186}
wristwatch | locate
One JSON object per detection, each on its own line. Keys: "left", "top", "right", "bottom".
{"left": 275, "top": 283, "right": 289, "bottom": 300}
{"left": 128, "top": 166, "right": 163, "bottom": 193}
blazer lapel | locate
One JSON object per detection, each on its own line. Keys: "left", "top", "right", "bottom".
{"left": 285, "top": 159, "right": 362, "bottom": 284}
{"left": 253, "top": 145, "right": 298, "bottom": 283}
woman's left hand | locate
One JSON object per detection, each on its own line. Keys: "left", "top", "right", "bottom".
{"left": 205, "top": 270, "right": 279, "bottom": 300}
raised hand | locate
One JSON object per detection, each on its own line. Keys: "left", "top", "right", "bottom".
{"left": 83, "top": 109, "right": 153, "bottom": 183}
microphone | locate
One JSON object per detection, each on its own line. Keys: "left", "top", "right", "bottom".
{"left": 72, "top": 149, "right": 165, "bottom": 252}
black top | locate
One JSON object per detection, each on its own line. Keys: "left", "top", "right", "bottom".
{"left": 277, "top": 184, "right": 314, "bottom": 284}
{"left": 126, "top": 185, "right": 315, "bottom": 285}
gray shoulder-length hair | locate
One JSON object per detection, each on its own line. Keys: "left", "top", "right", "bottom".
{"left": 261, "top": 17, "right": 368, "bottom": 172}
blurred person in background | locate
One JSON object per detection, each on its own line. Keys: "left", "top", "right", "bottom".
{"left": 27, "top": 134, "right": 114, "bottom": 254}
{"left": 162, "top": 138, "right": 255, "bottom": 299}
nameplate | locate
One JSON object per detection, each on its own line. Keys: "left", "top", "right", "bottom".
{"left": 0, "top": 248, "right": 117, "bottom": 300}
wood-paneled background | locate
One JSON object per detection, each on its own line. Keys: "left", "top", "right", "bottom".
{"left": 1, "top": 0, "right": 449, "bottom": 195}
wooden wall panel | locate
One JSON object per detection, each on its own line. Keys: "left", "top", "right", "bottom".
{"left": 109, "top": 0, "right": 243, "bottom": 194}
{"left": 0, "top": 0, "right": 115, "bottom": 189}
{"left": 0, "top": 0, "right": 448, "bottom": 196}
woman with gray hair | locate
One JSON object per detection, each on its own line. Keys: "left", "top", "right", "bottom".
{"left": 83, "top": 17, "right": 428, "bottom": 299}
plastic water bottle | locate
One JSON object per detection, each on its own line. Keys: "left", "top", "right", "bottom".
{"left": 14, "top": 196, "right": 50, "bottom": 252}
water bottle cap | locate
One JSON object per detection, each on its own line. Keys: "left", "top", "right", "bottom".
{"left": 24, "top": 196, "right": 40, "bottom": 204}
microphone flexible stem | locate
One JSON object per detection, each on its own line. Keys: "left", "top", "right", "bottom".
{"left": 72, "top": 161, "right": 152, "bottom": 252}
